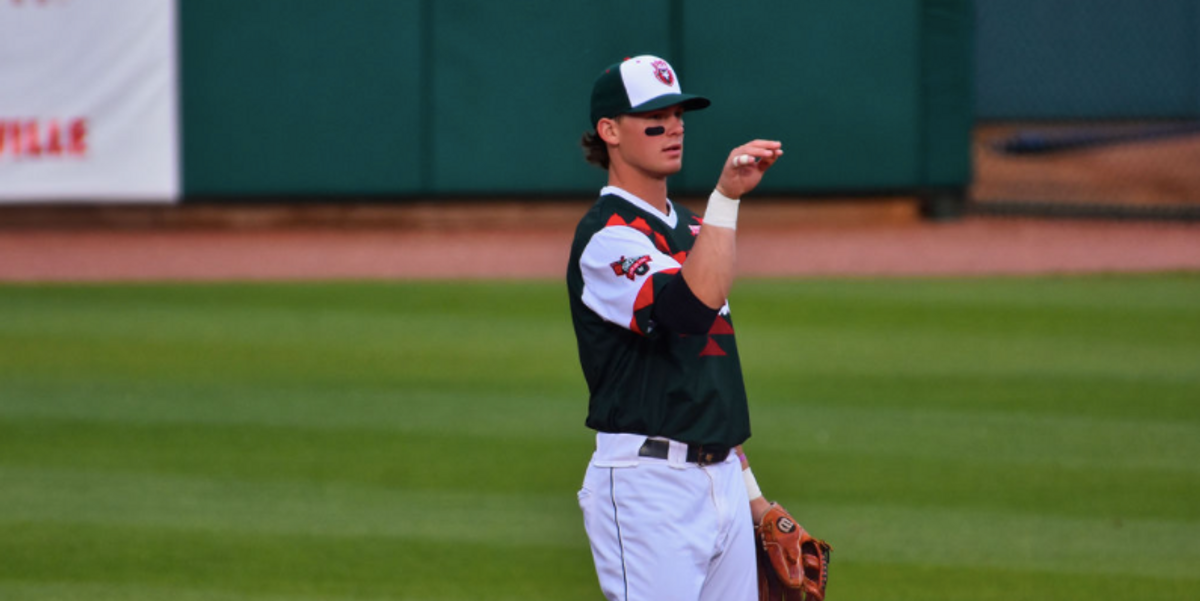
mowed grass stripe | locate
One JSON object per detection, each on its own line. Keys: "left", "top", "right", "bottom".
{"left": 0, "top": 566, "right": 1190, "bottom": 601}
{"left": 739, "top": 277, "right": 1200, "bottom": 382}
{"left": 0, "top": 282, "right": 581, "bottom": 392}
{"left": 0, "top": 383, "right": 586, "bottom": 440}
{"left": 0, "top": 419, "right": 591, "bottom": 496}
{"left": 0, "top": 523, "right": 597, "bottom": 601}
{"left": 0, "top": 405, "right": 1192, "bottom": 521}
{"left": 799, "top": 503, "right": 1200, "bottom": 580}
{"left": 2, "top": 464, "right": 1195, "bottom": 580}
{"left": 754, "top": 372, "right": 1200, "bottom": 423}
{"left": 0, "top": 582, "right": 410, "bottom": 601}
{"left": 1, "top": 276, "right": 1197, "bottom": 600}
{"left": 750, "top": 402, "right": 1199, "bottom": 473}
{"left": 0, "top": 466, "right": 581, "bottom": 548}
{"left": 755, "top": 446, "right": 1197, "bottom": 523}
{"left": 832, "top": 561, "right": 1196, "bottom": 601}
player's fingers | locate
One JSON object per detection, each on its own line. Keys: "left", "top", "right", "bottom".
{"left": 743, "top": 139, "right": 783, "bottom": 154}
{"left": 731, "top": 147, "right": 783, "bottom": 169}
{"left": 730, "top": 140, "right": 783, "bottom": 167}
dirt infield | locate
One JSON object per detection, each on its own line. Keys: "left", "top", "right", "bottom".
{"left": 1, "top": 199, "right": 1197, "bottom": 281}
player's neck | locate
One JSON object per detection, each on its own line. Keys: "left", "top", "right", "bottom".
{"left": 607, "top": 168, "right": 669, "bottom": 214}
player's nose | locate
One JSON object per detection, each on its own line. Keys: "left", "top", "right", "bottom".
{"left": 667, "top": 115, "right": 685, "bottom": 136}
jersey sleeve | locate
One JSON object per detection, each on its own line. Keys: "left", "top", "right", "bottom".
{"left": 578, "top": 224, "right": 682, "bottom": 336}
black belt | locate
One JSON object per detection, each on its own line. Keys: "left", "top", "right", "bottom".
{"left": 638, "top": 438, "right": 731, "bottom": 466}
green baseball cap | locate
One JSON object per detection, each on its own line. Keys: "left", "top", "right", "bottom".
{"left": 589, "top": 55, "right": 711, "bottom": 128}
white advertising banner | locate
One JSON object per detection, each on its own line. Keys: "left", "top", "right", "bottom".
{"left": 0, "top": 0, "right": 178, "bottom": 203}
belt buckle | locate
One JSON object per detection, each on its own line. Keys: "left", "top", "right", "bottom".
{"left": 696, "top": 446, "right": 718, "bottom": 466}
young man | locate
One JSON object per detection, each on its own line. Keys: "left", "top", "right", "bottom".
{"left": 567, "top": 55, "right": 782, "bottom": 601}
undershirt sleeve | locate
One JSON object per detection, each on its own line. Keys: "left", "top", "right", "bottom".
{"left": 652, "top": 273, "right": 719, "bottom": 335}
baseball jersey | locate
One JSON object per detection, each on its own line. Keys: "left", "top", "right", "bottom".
{"left": 566, "top": 186, "right": 750, "bottom": 448}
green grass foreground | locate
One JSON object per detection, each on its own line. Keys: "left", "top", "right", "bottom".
{"left": 1, "top": 275, "right": 1198, "bottom": 600}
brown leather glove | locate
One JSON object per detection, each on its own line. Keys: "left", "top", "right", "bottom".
{"left": 755, "top": 502, "right": 831, "bottom": 601}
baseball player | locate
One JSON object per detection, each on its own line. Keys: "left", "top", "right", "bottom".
{"left": 566, "top": 55, "right": 784, "bottom": 600}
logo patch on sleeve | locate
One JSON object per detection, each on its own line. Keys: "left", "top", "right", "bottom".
{"left": 610, "top": 255, "right": 652, "bottom": 280}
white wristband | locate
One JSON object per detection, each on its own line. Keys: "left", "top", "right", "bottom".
{"left": 703, "top": 189, "right": 740, "bottom": 230}
{"left": 742, "top": 467, "right": 764, "bottom": 501}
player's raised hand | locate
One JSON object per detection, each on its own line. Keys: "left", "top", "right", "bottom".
{"left": 715, "top": 140, "right": 783, "bottom": 199}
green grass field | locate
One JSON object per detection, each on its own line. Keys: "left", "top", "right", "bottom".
{"left": 1, "top": 275, "right": 1198, "bottom": 600}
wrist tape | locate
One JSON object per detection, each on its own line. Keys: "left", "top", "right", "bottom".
{"left": 704, "top": 189, "right": 740, "bottom": 230}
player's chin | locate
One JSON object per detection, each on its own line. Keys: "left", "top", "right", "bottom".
{"left": 658, "top": 154, "right": 684, "bottom": 174}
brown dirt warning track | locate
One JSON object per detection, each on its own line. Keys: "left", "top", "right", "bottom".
{"left": 3, "top": 122, "right": 1199, "bottom": 282}
{"left": 0, "top": 198, "right": 1197, "bottom": 282}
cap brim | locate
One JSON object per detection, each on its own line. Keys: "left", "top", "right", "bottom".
{"left": 627, "top": 93, "right": 711, "bottom": 115}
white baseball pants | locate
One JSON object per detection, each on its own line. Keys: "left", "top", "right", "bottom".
{"left": 578, "top": 433, "right": 757, "bottom": 601}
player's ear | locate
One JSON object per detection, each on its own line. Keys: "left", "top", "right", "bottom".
{"left": 596, "top": 117, "right": 620, "bottom": 146}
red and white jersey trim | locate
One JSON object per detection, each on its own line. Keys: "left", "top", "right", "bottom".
{"left": 599, "top": 186, "right": 678, "bottom": 229}
{"left": 579, "top": 187, "right": 682, "bottom": 331}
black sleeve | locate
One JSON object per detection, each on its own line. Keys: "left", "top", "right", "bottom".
{"left": 651, "top": 273, "right": 720, "bottom": 335}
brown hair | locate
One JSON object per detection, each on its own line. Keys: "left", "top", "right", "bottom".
{"left": 580, "top": 130, "right": 610, "bottom": 170}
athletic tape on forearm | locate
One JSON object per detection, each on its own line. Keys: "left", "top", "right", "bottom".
{"left": 742, "top": 467, "right": 764, "bottom": 501}
{"left": 703, "top": 189, "right": 740, "bottom": 230}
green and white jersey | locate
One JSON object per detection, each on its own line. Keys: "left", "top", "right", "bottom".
{"left": 566, "top": 186, "right": 750, "bottom": 448}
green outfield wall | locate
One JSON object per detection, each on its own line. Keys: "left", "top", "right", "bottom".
{"left": 180, "top": 0, "right": 973, "bottom": 200}
{"left": 975, "top": 0, "right": 1200, "bottom": 120}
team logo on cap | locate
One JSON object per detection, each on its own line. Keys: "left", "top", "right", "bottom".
{"left": 651, "top": 60, "right": 674, "bottom": 86}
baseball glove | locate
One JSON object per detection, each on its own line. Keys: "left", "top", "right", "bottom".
{"left": 755, "top": 502, "right": 831, "bottom": 601}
